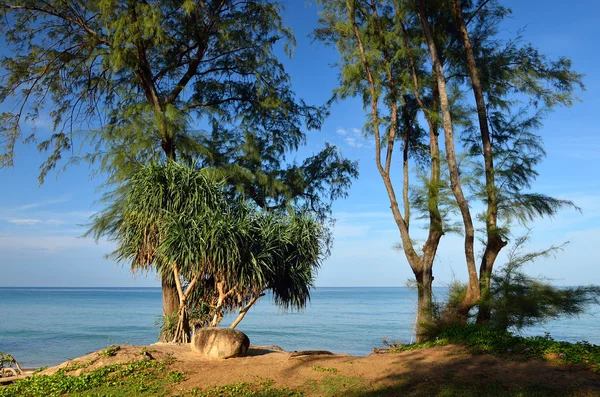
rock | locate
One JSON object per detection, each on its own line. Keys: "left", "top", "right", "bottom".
{"left": 191, "top": 328, "right": 250, "bottom": 359}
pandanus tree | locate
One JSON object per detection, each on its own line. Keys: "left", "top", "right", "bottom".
{"left": 92, "top": 162, "right": 324, "bottom": 343}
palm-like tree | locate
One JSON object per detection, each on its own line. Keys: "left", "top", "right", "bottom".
{"left": 90, "top": 162, "right": 324, "bottom": 342}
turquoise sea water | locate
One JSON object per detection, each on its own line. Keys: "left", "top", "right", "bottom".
{"left": 1, "top": 287, "right": 598, "bottom": 367}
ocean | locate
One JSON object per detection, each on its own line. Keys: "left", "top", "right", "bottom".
{"left": 1, "top": 287, "right": 598, "bottom": 368}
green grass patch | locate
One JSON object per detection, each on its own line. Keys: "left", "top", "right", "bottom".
{"left": 392, "top": 324, "right": 600, "bottom": 372}
{"left": 99, "top": 345, "right": 120, "bottom": 358}
{"left": 302, "top": 374, "right": 368, "bottom": 397}
{"left": 188, "top": 380, "right": 301, "bottom": 397}
{"left": 310, "top": 365, "right": 338, "bottom": 373}
{"left": 367, "top": 380, "right": 582, "bottom": 397}
{"left": 0, "top": 359, "right": 174, "bottom": 397}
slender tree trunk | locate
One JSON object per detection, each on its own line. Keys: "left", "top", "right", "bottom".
{"left": 416, "top": 0, "right": 479, "bottom": 314}
{"left": 451, "top": 0, "right": 507, "bottom": 322}
{"left": 477, "top": 243, "right": 504, "bottom": 323}
{"left": 229, "top": 294, "right": 261, "bottom": 330}
{"left": 133, "top": 0, "right": 185, "bottom": 339}
{"left": 159, "top": 135, "right": 180, "bottom": 341}
{"left": 414, "top": 264, "right": 434, "bottom": 342}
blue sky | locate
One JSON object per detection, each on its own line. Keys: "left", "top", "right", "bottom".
{"left": 1, "top": 0, "right": 599, "bottom": 287}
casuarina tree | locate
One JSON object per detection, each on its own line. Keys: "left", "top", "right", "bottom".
{"left": 0, "top": 0, "right": 357, "bottom": 338}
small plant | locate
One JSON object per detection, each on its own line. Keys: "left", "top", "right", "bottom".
{"left": 62, "top": 359, "right": 95, "bottom": 372}
{"left": 167, "top": 370, "right": 185, "bottom": 383}
{"left": 311, "top": 365, "right": 338, "bottom": 373}
{"left": 32, "top": 366, "right": 48, "bottom": 375}
{"left": 99, "top": 345, "right": 120, "bottom": 357}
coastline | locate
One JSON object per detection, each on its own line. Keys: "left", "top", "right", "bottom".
{"left": 2, "top": 343, "right": 599, "bottom": 396}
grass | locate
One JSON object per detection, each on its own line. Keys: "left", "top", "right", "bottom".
{"left": 99, "top": 345, "right": 120, "bottom": 358}
{"left": 0, "top": 358, "right": 177, "bottom": 397}
{"left": 187, "top": 380, "right": 301, "bottom": 397}
{"left": 302, "top": 375, "right": 368, "bottom": 397}
{"left": 391, "top": 324, "right": 600, "bottom": 372}
{"left": 310, "top": 365, "right": 338, "bottom": 374}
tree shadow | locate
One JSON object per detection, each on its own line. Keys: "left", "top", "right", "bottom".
{"left": 353, "top": 349, "right": 600, "bottom": 396}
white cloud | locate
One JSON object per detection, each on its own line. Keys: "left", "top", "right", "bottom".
{"left": 7, "top": 218, "right": 42, "bottom": 225}
{"left": 16, "top": 196, "right": 71, "bottom": 210}
{"left": 0, "top": 234, "right": 111, "bottom": 253}
{"left": 5, "top": 218, "right": 67, "bottom": 226}
{"left": 344, "top": 137, "right": 364, "bottom": 148}
{"left": 336, "top": 126, "right": 371, "bottom": 149}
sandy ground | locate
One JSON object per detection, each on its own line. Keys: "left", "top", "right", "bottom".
{"left": 38, "top": 343, "right": 600, "bottom": 395}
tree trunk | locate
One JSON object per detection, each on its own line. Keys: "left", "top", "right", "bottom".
{"left": 159, "top": 129, "right": 181, "bottom": 340}
{"left": 415, "top": 267, "right": 433, "bottom": 342}
{"left": 451, "top": 0, "right": 507, "bottom": 321}
{"left": 160, "top": 276, "right": 180, "bottom": 342}
{"left": 416, "top": 0, "right": 480, "bottom": 314}
{"left": 476, "top": 242, "right": 505, "bottom": 323}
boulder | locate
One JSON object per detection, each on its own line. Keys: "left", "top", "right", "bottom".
{"left": 191, "top": 328, "right": 250, "bottom": 359}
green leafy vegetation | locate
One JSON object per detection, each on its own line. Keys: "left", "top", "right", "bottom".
{"left": 0, "top": 359, "right": 172, "bottom": 397}
{"left": 315, "top": 0, "right": 586, "bottom": 340}
{"left": 302, "top": 375, "right": 367, "bottom": 397}
{"left": 189, "top": 380, "right": 301, "bottom": 397}
{"left": 97, "top": 162, "right": 326, "bottom": 343}
{"left": 99, "top": 345, "right": 120, "bottom": 358}
{"left": 310, "top": 365, "right": 338, "bottom": 373}
{"left": 394, "top": 324, "right": 600, "bottom": 372}
{"left": 0, "top": 0, "right": 357, "bottom": 345}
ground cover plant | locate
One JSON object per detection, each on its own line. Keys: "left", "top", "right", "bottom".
{"left": 393, "top": 324, "right": 600, "bottom": 372}
{"left": 0, "top": 359, "right": 175, "bottom": 397}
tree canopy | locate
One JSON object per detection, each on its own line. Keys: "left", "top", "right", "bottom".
{"left": 0, "top": 0, "right": 357, "bottom": 219}
{"left": 97, "top": 162, "right": 325, "bottom": 342}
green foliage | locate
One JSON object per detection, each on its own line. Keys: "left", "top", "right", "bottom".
{"left": 302, "top": 375, "right": 367, "bottom": 397}
{"left": 315, "top": 0, "right": 584, "bottom": 328}
{"left": 400, "top": 323, "right": 600, "bottom": 372}
{"left": 310, "top": 365, "right": 338, "bottom": 373}
{"left": 167, "top": 370, "right": 186, "bottom": 384}
{"left": 189, "top": 380, "right": 301, "bottom": 397}
{"left": 489, "top": 233, "right": 600, "bottom": 332}
{"left": 93, "top": 162, "right": 325, "bottom": 337}
{"left": 0, "top": 359, "right": 170, "bottom": 397}
{"left": 0, "top": 0, "right": 357, "bottom": 225}
{"left": 99, "top": 345, "right": 120, "bottom": 358}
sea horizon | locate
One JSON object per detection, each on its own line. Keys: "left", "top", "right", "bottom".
{"left": 2, "top": 286, "right": 598, "bottom": 368}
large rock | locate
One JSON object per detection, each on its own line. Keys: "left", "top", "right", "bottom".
{"left": 191, "top": 328, "right": 250, "bottom": 359}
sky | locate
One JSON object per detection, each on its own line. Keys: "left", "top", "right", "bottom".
{"left": 1, "top": 0, "right": 599, "bottom": 287}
